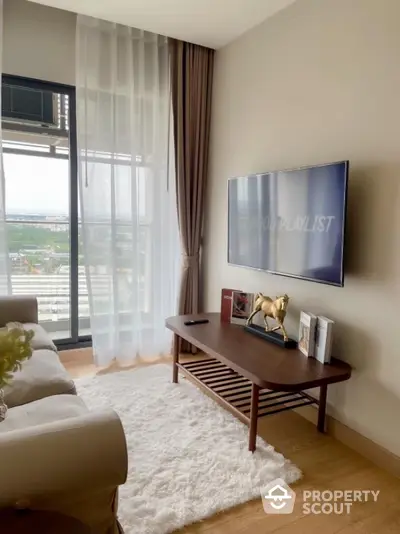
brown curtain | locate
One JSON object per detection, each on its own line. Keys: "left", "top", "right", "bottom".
{"left": 169, "top": 39, "right": 214, "bottom": 342}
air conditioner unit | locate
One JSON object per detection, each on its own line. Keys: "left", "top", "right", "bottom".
{"left": 1, "top": 84, "right": 58, "bottom": 128}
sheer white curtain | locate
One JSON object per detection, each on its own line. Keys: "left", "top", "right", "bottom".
{"left": 0, "top": 0, "right": 11, "bottom": 295}
{"left": 76, "top": 16, "right": 179, "bottom": 366}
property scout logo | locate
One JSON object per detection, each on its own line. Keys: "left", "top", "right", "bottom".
{"left": 261, "top": 479, "right": 296, "bottom": 514}
{"left": 261, "top": 478, "right": 380, "bottom": 515}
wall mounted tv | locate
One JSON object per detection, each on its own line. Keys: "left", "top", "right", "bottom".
{"left": 228, "top": 161, "right": 349, "bottom": 287}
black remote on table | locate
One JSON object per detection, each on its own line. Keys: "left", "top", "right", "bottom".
{"left": 184, "top": 319, "right": 210, "bottom": 326}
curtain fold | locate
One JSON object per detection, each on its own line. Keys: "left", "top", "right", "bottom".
{"left": 0, "top": 0, "right": 11, "bottom": 295}
{"left": 169, "top": 39, "right": 214, "bottom": 335}
{"left": 76, "top": 16, "right": 179, "bottom": 366}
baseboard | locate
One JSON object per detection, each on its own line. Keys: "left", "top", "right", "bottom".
{"left": 296, "top": 404, "right": 400, "bottom": 478}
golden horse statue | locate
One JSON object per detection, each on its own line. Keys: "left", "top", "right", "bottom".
{"left": 246, "top": 293, "right": 290, "bottom": 341}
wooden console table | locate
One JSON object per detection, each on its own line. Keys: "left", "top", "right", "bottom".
{"left": 166, "top": 313, "right": 352, "bottom": 452}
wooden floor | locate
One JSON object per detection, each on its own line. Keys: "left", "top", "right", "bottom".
{"left": 63, "top": 349, "right": 400, "bottom": 534}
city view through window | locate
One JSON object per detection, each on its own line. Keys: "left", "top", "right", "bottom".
{"left": 2, "top": 79, "right": 152, "bottom": 344}
{"left": 0, "top": 79, "right": 88, "bottom": 342}
{"left": 3, "top": 150, "right": 89, "bottom": 339}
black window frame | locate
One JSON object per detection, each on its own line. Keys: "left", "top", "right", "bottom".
{"left": 1, "top": 74, "right": 91, "bottom": 350}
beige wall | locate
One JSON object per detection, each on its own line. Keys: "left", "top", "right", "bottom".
{"left": 3, "top": 0, "right": 76, "bottom": 85}
{"left": 204, "top": 0, "right": 400, "bottom": 455}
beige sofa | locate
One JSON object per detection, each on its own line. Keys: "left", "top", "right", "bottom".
{"left": 0, "top": 296, "right": 128, "bottom": 534}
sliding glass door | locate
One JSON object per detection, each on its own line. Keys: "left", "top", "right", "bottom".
{"left": 1, "top": 75, "right": 90, "bottom": 347}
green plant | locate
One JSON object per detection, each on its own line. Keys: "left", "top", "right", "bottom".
{"left": 0, "top": 325, "right": 34, "bottom": 389}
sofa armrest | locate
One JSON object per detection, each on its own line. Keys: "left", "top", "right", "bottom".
{"left": 0, "top": 409, "right": 128, "bottom": 506}
{"left": 0, "top": 296, "right": 38, "bottom": 327}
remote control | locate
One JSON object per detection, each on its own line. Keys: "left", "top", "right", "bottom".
{"left": 184, "top": 319, "right": 210, "bottom": 326}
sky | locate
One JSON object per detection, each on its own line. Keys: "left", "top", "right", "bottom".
{"left": 4, "top": 153, "right": 69, "bottom": 216}
{"left": 3, "top": 153, "right": 148, "bottom": 219}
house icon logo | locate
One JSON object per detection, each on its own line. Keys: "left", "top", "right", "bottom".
{"left": 261, "top": 478, "right": 296, "bottom": 514}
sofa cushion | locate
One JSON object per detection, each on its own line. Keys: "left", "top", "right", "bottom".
{"left": 0, "top": 394, "right": 88, "bottom": 433}
{"left": 22, "top": 323, "right": 57, "bottom": 353}
{"left": 3, "top": 349, "right": 76, "bottom": 408}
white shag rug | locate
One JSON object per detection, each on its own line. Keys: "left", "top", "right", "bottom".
{"left": 76, "top": 364, "right": 301, "bottom": 534}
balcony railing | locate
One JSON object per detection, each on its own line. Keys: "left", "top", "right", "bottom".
{"left": 10, "top": 272, "right": 146, "bottom": 340}
{"left": 10, "top": 273, "right": 89, "bottom": 339}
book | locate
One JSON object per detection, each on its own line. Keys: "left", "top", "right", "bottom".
{"left": 315, "top": 316, "right": 334, "bottom": 364}
{"left": 220, "top": 288, "right": 239, "bottom": 322}
{"left": 298, "top": 311, "right": 317, "bottom": 357}
{"left": 230, "top": 291, "right": 254, "bottom": 326}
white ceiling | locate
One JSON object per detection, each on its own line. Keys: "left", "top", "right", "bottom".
{"left": 27, "top": 0, "right": 297, "bottom": 49}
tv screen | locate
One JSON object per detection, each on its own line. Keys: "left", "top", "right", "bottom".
{"left": 228, "top": 161, "right": 348, "bottom": 286}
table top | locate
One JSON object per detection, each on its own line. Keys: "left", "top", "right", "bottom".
{"left": 0, "top": 509, "right": 91, "bottom": 534}
{"left": 166, "top": 313, "right": 352, "bottom": 390}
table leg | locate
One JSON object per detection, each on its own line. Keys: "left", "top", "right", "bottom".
{"left": 172, "top": 334, "right": 179, "bottom": 384}
{"left": 249, "top": 383, "right": 260, "bottom": 452}
{"left": 318, "top": 384, "right": 328, "bottom": 432}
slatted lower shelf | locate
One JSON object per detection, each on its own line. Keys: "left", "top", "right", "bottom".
{"left": 178, "top": 357, "right": 318, "bottom": 423}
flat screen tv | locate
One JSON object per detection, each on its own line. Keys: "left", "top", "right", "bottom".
{"left": 228, "top": 161, "right": 348, "bottom": 287}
